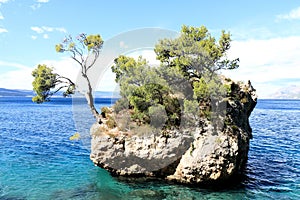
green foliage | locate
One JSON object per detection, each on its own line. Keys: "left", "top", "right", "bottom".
{"left": 193, "top": 78, "right": 209, "bottom": 100}
{"left": 183, "top": 99, "right": 200, "bottom": 126}
{"left": 200, "top": 109, "right": 211, "bottom": 120}
{"left": 33, "top": 33, "right": 103, "bottom": 110}
{"left": 110, "top": 25, "right": 240, "bottom": 132}
{"left": 154, "top": 25, "right": 239, "bottom": 80}
{"left": 193, "top": 76, "right": 227, "bottom": 101}
{"left": 131, "top": 110, "right": 149, "bottom": 123}
{"left": 32, "top": 64, "right": 75, "bottom": 103}
{"left": 106, "top": 117, "right": 117, "bottom": 129}
{"left": 32, "top": 33, "right": 104, "bottom": 120}
{"left": 111, "top": 55, "right": 146, "bottom": 83}
{"left": 148, "top": 104, "right": 168, "bottom": 128}
{"left": 56, "top": 33, "right": 103, "bottom": 54}
{"left": 55, "top": 44, "right": 64, "bottom": 53}
{"left": 84, "top": 34, "right": 103, "bottom": 52}
{"left": 113, "top": 98, "right": 130, "bottom": 113}
{"left": 224, "top": 84, "right": 232, "bottom": 96}
{"left": 32, "top": 64, "right": 57, "bottom": 103}
{"left": 184, "top": 100, "right": 199, "bottom": 117}
{"left": 111, "top": 54, "right": 182, "bottom": 128}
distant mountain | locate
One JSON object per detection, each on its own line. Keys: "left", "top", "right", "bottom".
{"left": 0, "top": 88, "right": 34, "bottom": 97}
{"left": 269, "top": 85, "right": 300, "bottom": 99}
{"left": 94, "top": 91, "right": 120, "bottom": 98}
{"left": 0, "top": 88, "right": 119, "bottom": 98}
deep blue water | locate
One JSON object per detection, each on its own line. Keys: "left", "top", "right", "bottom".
{"left": 0, "top": 97, "right": 299, "bottom": 199}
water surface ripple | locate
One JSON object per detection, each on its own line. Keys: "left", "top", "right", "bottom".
{"left": 0, "top": 98, "right": 299, "bottom": 199}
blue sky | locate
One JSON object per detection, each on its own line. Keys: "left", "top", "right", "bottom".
{"left": 0, "top": 0, "right": 300, "bottom": 98}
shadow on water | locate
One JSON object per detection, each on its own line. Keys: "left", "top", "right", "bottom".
{"left": 110, "top": 171, "right": 250, "bottom": 199}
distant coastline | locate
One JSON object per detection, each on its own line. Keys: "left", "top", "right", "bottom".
{"left": 0, "top": 88, "right": 34, "bottom": 97}
{"left": 1, "top": 87, "right": 299, "bottom": 99}
{"left": 0, "top": 88, "right": 119, "bottom": 98}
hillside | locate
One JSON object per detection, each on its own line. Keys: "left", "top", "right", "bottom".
{"left": 269, "top": 85, "right": 300, "bottom": 99}
{"left": 0, "top": 88, "right": 34, "bottom": 97}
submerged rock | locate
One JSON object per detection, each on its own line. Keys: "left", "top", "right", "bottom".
{"left": 90, "top": 80, "right": 257, "bottom": 185}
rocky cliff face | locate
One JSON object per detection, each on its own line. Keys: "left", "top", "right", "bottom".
{"left": 90, "top": 80, "right": 257, "bottom": 185}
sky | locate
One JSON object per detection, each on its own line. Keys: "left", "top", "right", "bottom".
{"left": 0, "top": 0, "right": 300, "bottom": 98}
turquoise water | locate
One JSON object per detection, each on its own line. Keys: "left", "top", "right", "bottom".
{"left": 0, "top": 97, "right": 299, "bottom": 199}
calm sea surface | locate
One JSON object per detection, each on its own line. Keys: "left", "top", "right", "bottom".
{"left": 0, "top": 97, "right": 299, "bottom": 199}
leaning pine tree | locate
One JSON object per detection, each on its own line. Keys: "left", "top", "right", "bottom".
{"left": 31, "top": 33, "right": 103, "bottom": 122}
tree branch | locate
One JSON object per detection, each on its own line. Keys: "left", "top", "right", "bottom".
{"left": 86, "top": 51, "right": 99, "bottom": 71}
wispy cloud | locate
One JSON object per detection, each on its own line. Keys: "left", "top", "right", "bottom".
{"left": 43, "top": 34, "right": 49, "bottom": 39}
{"left": 31, "top": 35, "right": 37, "bottom": 40}
{"left": 222, "top": 36, "right": 300, "bottom": 98}
{"left": 0, "top": 58, "right": 78, "bottom": 90}
{"left": 30, "top": 26, "right": 67, "bottom": 39}
{"left": 31, "top": 0, "right": 50, "bottom": 10}
{"left": 31, "top": 26, "right": 44, "bottom": 34}
{"left": 0, "top": 0, "right": 10, "bottom": 4}
{"left": 37, "top": 0, "right": 49, "bottom": 2}
{"left": 276, "top": 7, "right": 300, "bottom": 21}
{"left": 0, "top": 61, "right": 33, "bottom": 89}
{"left": 0, "top": 12, "right": 4, "bottom": 20}
{"left": 31, "top": 26, "right": 66, "bottom": 34}
{"left": 30, "top": 4, "right": 41, "bottom": 10}
{"left": 0, "top": 61, "right": 31, "bottom": 70}
{"left": 55, "top": 27, "right": 67, "bottom": 33}
{"left": 0, "top": 27, "right": 8, "bottom": 33}
{"left": 38, "top": 57, "right": 79, "bottom": 85}
{"left": 41, "top": 26, "right": 53, "bottom": 32}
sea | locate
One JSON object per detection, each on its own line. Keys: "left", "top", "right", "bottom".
{"left": 0, "top": 97, "right": 299, "bottom": 200}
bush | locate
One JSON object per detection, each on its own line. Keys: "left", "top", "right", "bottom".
{"left": 113, "top": 98, "right": 130, "bottom": 113}
{"left": 148, "top": 104, "right": 168, "bottom": 128}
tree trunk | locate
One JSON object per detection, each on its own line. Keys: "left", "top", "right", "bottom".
{"left": 84, "top": 75, "right": 100, "bottom": 123}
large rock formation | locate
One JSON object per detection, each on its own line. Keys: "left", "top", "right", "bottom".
{"left": 90, "top": 80, "right": 257, "bottom": 185}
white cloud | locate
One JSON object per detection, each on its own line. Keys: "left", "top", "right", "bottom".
{"left": 41, "top": 26, "right": 67, "bottom": 33}
{"left": 0, "top": 61, "right": 33, "bottom": 89}
{"left": 55, "top": 27, "right": 67, "bottom": 33}
{"left": 31, "top": 35, "right": 37, "bottom": 40}
{"left": 43, "top": 34, "right": 49, "bottom": 39}
{"left": 37, "top": 0, "right": 49, "bottom": 3}
{"left": 30, "top": 4, "right": 41, "bottom": 10}
{"left": 0, "top": 27, "right": 8, "bottom": 33}
{"left": 0, "top": 69, "right": 33, "bottom": 89}
{"left": 0, "top": 61, "right": 31, "bottom": 70}
{"left": 0, "top": 0, "right": 10, "bottom": 4}
{"left": 30, "top": 26, "right": 67, "bottom": 39}
{"left": 40, "top": 57, "right": 80, "bottom": 84}
{"left": 0, "top": 12, "right": 4, "bottom": 20}
{"left": 31, "top": 0, "right": 50, "bottom": 10}
{"left": 277, "top": 7, "right": 300, "bottom": 20}
{"left": 31, "top": 26, "right": 44, "bottom": 34}
{"left": 222, "top": 36, "right": 300, "bottom": 98}
{"left": 41, "top": 26, "right": 53, "bottom": 32}
{"left": 2, "top": 37, "right": 300, "bottom": 99}
{"left": 126, "top": 49, "right": 160, "bottom": 65}
{"left": 0, "top": 58, "right": 79, "bottom": 90}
